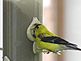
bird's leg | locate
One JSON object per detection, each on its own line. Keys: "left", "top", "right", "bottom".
{"left": 56, "top": 51, "right": 61, "bottom": 55}
{"left": 56, "top": 50, "right": 63, "bottom": 55}
{"left": 42, "top": 49, "right": 50, "bottom": 54}
{"left": 53, "top": 50, "right": 62, "bottom": 55}
{"left": 46, "top": 50, "right": 52, "bottom": 54}
{"left": 47, "top": 51, "right": 50, "bottom": 54}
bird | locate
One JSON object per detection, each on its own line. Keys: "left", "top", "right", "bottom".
{"left": 27, "top": 17, "right": 81, "bottom": 55}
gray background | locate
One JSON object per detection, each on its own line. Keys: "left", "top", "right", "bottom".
{"left": 3, "top": 0, "right": 42, "bottom": 61}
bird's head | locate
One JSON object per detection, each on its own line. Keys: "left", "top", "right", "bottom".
{"left": 27, "top": 17, "right": 41, "bottom": 41}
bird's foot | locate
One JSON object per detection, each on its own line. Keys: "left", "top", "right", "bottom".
{"left": 56, "top": 51, "right": 62, "bottom": 55}
{"left": 42, "top": 49, "right": 50, "bottom": 54}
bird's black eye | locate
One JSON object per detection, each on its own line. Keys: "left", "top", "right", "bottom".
{"left": 34, "top": 23, "right": 41, "bottom": 29}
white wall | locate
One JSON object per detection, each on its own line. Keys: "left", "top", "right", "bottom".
{"left": 64, "top": 0, "right": 81, "bottom": 61}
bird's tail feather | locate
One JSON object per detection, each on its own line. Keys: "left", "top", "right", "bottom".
{"left": 73, "top": 47, "right": 81, "bottom": 51}
{"left": 68, "top": 43, "right": 77, "bottom": 47}
{"left": 67, "top": 44, "right": 81, "bottom": 51}
{"left": 69, "top": 46, "right": 81, "bottom": 51}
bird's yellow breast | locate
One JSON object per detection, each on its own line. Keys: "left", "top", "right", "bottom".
{"left": 35, "top": 38, "right": 61, "bottom": 52}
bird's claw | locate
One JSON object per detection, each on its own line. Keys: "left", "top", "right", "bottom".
{"left": 56, "top": 51, "right": 62, "bottom": 55}
{"left": 42, "top": 49, "right": 50, "bottom": 54}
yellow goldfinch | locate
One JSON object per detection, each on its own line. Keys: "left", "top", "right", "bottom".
{"left": 27, "top": 17, "right": 81, "bottom": 55}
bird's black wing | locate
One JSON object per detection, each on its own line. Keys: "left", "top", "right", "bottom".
{"left": 40, "top": 36, "right": 77, "bottom": 47}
